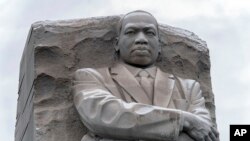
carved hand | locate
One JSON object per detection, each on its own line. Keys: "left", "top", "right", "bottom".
{"left": 178, "top": 133, "right": 195, "bottom": 141}
{"left": 182, "top": 112, "right": 219, "bottom": 141}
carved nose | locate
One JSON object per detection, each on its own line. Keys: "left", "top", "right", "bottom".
{"left": 135, "top": 33, "right": 148, "bottom": 45}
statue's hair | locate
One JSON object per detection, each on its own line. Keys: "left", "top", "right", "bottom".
{"left": 116, "top": 10, "right": 159, "bottom": 37}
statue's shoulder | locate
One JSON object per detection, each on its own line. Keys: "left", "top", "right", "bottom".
{"left": 74, "top": 67, "right": 110, "bottom": 80}
{"left": 173, "top": 75, "right": 199, "bottom": 89}
{"left": 75, "top": 67, "right": 109, "bottom": 74}
{"left": 157, "top": 68, "right": 198, "bottom": 88}
{"left": 173, "top": 75, "right": 202, "bottom": 100}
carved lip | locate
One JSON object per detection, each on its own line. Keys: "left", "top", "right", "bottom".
{"left": 131, "top": 48, "right": 151, "bottom": 56}
{"left": 131, "top": 46, "right": 150, "bottom": 52}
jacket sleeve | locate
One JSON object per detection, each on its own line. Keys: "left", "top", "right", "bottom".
{"left": 72, "top": 68, "right": 184, "bottom": 141}
{"left": 187, "top": 80, "right": 212, "bottom": 125}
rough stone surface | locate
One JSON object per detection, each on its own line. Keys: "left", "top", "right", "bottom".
{"left": 16, "top": 15, "right": 217, "bottom": 141}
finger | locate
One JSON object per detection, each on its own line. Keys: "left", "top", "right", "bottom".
{"left": 205, "top": 135, "right": 212, "bottom": 141}
{"left": 188, "top": 131, "right": 204, "bottom": 141}
{"left": 209, "top": 131, "right": 217, "bottom": 141}
{"left": 200, "top": 138, "right": 206, "bottom": 141}
{"left": 211, "top": 127, "right": 219, "bottom": 138}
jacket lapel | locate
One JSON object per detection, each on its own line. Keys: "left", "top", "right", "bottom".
{"left": 98, "top": 67, "right": 122, "bottom": 98}
{"left": 110, "top": 64, "right": 151, "bottom": 104}
{"left": 153, "top": 68, "right": 175, "bottom": 107}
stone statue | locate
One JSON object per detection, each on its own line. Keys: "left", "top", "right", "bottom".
{"left": 72, "top": 10, "right": 219, "bottom": 141}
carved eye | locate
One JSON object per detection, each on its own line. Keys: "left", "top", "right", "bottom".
{"left": 125, "top": 30, "right": 135, "bottom": 35}
{"left": 146, "top": 31, "right": 155, "bottom": 36}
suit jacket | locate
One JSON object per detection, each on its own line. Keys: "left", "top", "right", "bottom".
{"left": 72, "top": 63, "right": 211, "bottom": 141}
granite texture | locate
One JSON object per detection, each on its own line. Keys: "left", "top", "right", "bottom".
{"left": 16, "top": 15, "right": 217, "bottom": 141}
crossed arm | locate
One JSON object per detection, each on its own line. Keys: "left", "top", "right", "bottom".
{"left": 72, "top": 69, "right": 219, "bottom": 141}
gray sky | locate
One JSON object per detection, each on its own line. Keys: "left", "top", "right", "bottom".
{"left": 1, "top": 0, "right": 250, "bottom": 140}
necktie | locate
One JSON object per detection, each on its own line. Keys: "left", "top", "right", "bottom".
{"left": 138, "top": 70, "right": 153, "bottom": 101}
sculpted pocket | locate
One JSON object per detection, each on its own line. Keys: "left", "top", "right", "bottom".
{"left": 173, "top": 99, "right": 189, "bottom": 111}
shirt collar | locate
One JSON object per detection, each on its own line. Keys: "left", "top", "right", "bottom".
{"left": 122, "top": 62, "right": 156, "bottom": 78}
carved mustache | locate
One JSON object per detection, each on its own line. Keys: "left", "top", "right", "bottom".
{"left": 130, "top": 46, "right": 151, "bottom": 57}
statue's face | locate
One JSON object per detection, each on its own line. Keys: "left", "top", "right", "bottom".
{"left": 117, "top": 12, "right": 160, "bottom": 68}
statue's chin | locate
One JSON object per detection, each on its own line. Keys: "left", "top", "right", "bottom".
{"left": 126, "top": 59, "right": 154, "bottom": 68}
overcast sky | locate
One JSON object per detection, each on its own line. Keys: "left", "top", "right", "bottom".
{"left": 1, "top": 0, "right": 250, "bottom": 141}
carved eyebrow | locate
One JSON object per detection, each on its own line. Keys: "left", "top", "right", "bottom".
{"left": 143, "top": 26, "right": 157, "bottom": 32}
{"left": 124, "top": 24, "right": 157, "bottom": 31}
{"left": 143, "top": 25, "right": 157, "bottom": 30}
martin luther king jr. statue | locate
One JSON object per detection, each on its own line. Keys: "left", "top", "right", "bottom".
{"left": 72, "top": 10, "right": 219, "bottom": 141}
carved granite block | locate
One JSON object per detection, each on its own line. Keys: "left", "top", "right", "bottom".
{"left": 16, "top": 16, "right": 217, "bottom": 141}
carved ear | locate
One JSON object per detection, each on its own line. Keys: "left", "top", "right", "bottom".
{"left": 158, "top": 39, "right": 162, "bottom": 53}
{"left": 158, "top": 44, "right": 162, "bottom": 53}
{"left": 115, "top": 37, "right": 119, "bottom": 51}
